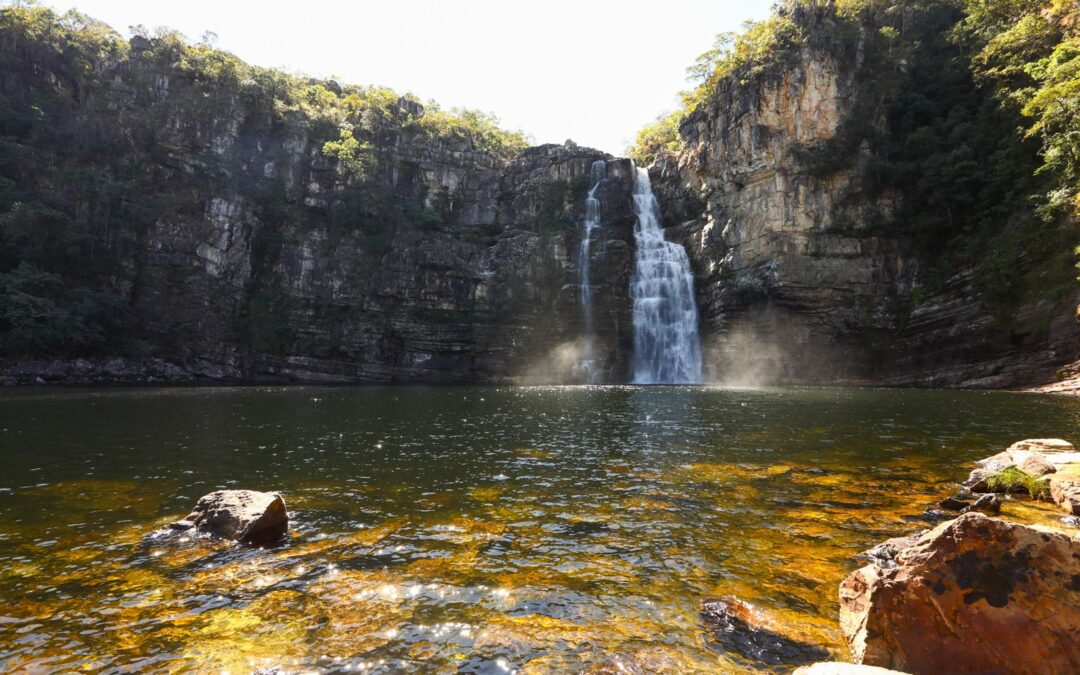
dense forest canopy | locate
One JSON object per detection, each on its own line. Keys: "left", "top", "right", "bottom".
{"left": 0, "top": 1, "right": 529, "bottom": 356}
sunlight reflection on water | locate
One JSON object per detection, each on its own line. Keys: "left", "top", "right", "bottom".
{"left": 0, "top": 385, "right": 1077, "bottom": 672}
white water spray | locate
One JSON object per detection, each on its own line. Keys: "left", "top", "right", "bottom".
{"left": 630, "top": 167, "right": 703, "bottom": 384}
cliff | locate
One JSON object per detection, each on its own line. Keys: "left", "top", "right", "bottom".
{"left": 650, "top": 1, "right": 1080, "bottom": 388}
{"left": 2, "top": 3, "right": 1077, "bottom": 388}
{"left": 0, "top": 8, "right": 637, "bottom": 384}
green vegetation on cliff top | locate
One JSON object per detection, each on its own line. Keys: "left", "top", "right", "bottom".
{"left": 0, "top": 1, "right": 530, "bottom": 357}
{"left": 630, "top": 0, "right": 1079, "bottom": 323}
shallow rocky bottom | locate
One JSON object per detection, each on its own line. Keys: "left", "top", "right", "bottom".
{"left": 1, "top": 385, "right": 1078, "bottom": 673}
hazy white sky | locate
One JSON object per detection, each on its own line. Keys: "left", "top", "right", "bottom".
{"left": 40, "top": 0, "right": 774, "bottom": 155}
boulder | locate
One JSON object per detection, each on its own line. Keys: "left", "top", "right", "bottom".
{"left": 960, "top": 468, "right": 992, "bottom": 493}
{"left": 964, "top": 453, "right": 1012, "bottom": 491}
{"left": 794, "top": 664, "right": 908, "bottom": 675}
{"left": 961, "top": 493, "right": 1000, "bottom": 515}
{"left": 1043, "top": 452, "right": 1080, "bottom": 467}
{"left": 1049, "top": 476, "right": 1080, "bottom": 515}
{"left": 839, "top": 513, "right": 1080, "bottom": 674}
{"left": 965, "top": 441, "right": 1078, "bottom": 491}
{"left": 1007, "top": 438, "right": 1075, "bottom": 454}
{"left": 1013, "top": 452, "right": 1056, "bottom": 477}
{"left": 170, "top": 490, "right": 288, "bottom": 546}
{"left": 700, "top": 598, "right": 829, "bottom": 667}
{"left": 936, "top": 495, "right": 970, "bottom": 512}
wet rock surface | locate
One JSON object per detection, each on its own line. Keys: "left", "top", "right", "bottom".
{"left": 1050, "top": 476, "right": 1080, "bottom": 515}
{"left": 169, "top": 490, "right": 289, "bottom": 546}
{"left": 839, "top": 513, "right": 1080, "bottom": 674}
{"left": 700, "top": 598, "right": 829, "bottom": 667}
{"left": 963, "top": 438, "right": 1080, "bottom": 517}
{"left": 962, "top": 494, "right": 1001, "bottom": 515}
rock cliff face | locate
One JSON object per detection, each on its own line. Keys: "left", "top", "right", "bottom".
{"left": 3, "top": 6, "right": 1077, "bottom": 387}
{"left": 651, "top": 5, "right": 1079, "bottom": 388}
{"left": 140, "top": 136, "right": 638, "bottom": 384}
{"left": 129, "top": 134, "right": 637, "bottom": 384}
{"left": 0, "top": 20, "right": 637, "bottom": 384}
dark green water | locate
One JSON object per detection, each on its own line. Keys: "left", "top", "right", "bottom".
{"left": 1, "top": 386, "right": 1078, "bottom": 673}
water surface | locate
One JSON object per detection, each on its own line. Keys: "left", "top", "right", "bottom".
{"left": 1, "top": 385, "right": 1077, "bottom": 673}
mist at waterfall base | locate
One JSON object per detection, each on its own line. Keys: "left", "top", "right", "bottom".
{"left": 700, "top": 306, "right": 850, "bottom": 388}
{"left": 513, "top": 338, "right": 594, "bottom": 386}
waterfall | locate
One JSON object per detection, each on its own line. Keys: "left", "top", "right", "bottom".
{"left": 576, "top": 160, "right": 607, "bottom": 383}
{"left": 630, "top": 166, "right": 703, "bottom": 384}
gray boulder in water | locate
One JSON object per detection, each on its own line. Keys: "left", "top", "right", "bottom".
{"left": 170, "top": 490, "right": 288, "bottom": 546}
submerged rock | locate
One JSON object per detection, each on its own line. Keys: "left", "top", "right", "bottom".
{"left": 700, "top": 598, "right": 829, "bottom": 667}
{"left": 919, "top": 508, "right": 955, "bottom": 523}
{"left": 169, "top": 490, "right": 288, "bottom": 546}
{"left": 936, "top": 495, "right": 970, "bottom": 512}
{"left": 961, "top": 493, "right": 1001, "bottom": 515}
{"left": 839, "top": 513, "right": 1080, "bottom": 674}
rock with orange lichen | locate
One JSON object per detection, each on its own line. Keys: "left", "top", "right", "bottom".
{"left": 840, "top": 513, "right": 1080, "bottom": 674}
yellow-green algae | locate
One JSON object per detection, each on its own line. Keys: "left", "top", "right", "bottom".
{"left": 6, "top": 462, "right": 1070, "bottom": 673}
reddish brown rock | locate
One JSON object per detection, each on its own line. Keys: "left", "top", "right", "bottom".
{"left": 1050, "top": 476, "right": 1080, "bottom": 516}
{"left": 170, "top": 489, "right": 289, "bottom": 546}
{"left": 839, "top": 513, "right": 1080, "bottom": 674}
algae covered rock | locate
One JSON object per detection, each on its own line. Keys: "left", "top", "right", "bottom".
{"left": 170, "top": 489, "right": 288, "bottom": 546}
{"left": 839, "top": 513, "right": 1080, "bottom": 674}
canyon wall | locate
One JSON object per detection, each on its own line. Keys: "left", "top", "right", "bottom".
{"left": 650, "top": 4, "right": 1079, "bottom": 388}
{"left": 2, "top": 4, "right": 1077, "bottom": 388}
{"left": 0, "top": 16, "right": 637, "bottom": 384}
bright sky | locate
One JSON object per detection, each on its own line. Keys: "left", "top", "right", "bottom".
{"left": 40, "top": 0, "right": 774, "bottom": 155}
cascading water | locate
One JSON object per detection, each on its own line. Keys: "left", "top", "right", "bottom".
{"left": 576, "top": 160, "right": 607, "bottom": 383}
{"left": 630, "top": 166, "right": 703, "bottom": 384}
